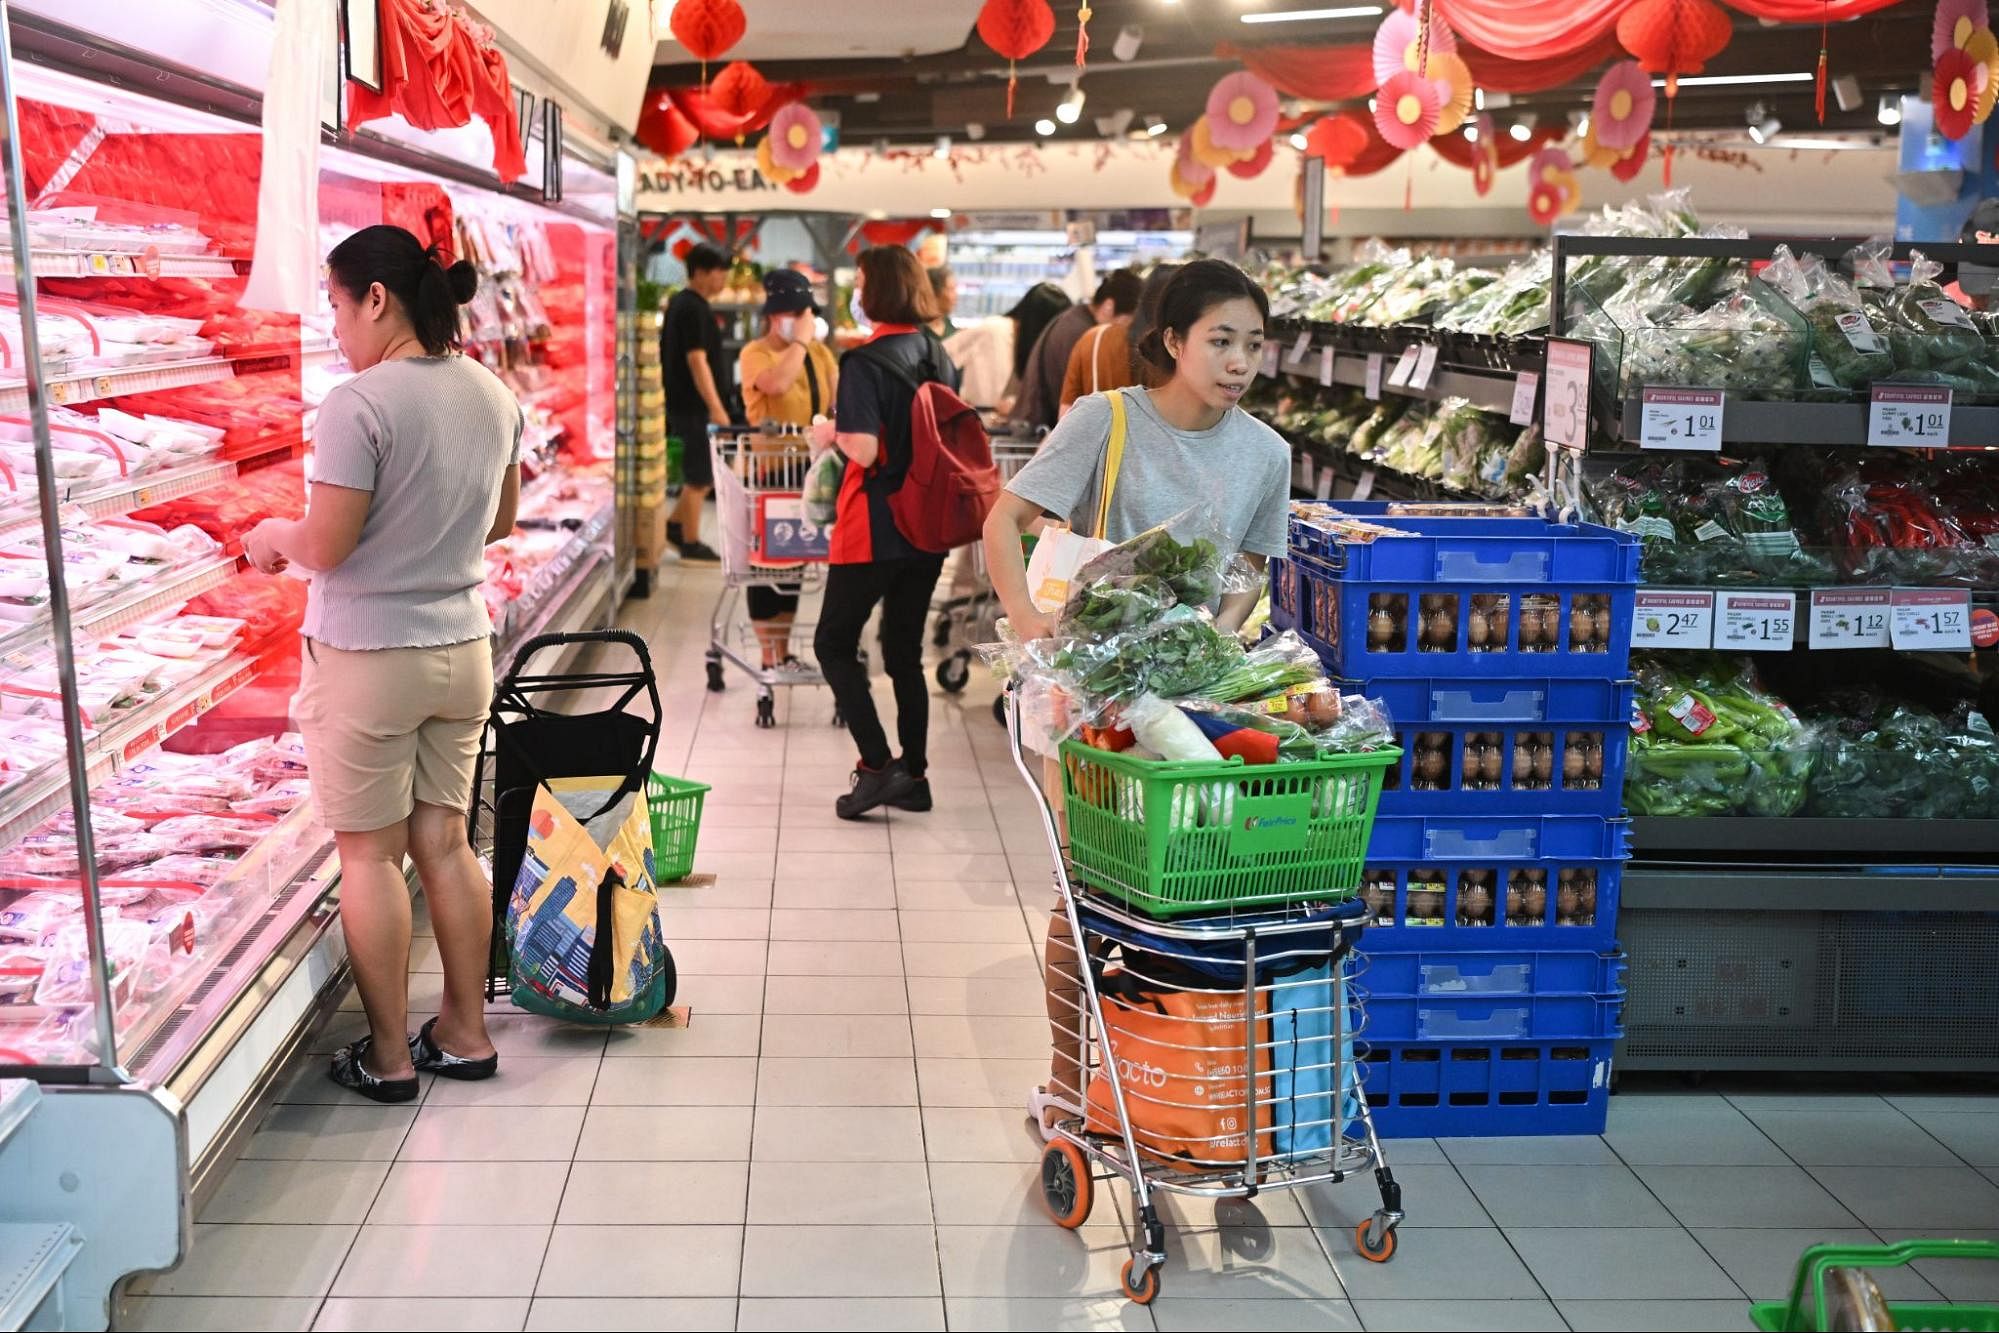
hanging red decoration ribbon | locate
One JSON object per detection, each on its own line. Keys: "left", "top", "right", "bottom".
{"left": 978, "top": 0, "right": 1057, "bottom": 118}
{"left": 1077, "top": 3, "right": 1094, "bottom": 66}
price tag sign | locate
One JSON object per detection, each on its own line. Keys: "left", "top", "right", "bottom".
{"left": 1350, "top": 466, "right": 1377, "bottom": 502}
{"left": 1314, "top": 466, "right": 1336, "bottom": 500}
{"left": 1715, "top": 590, "right": 1797, "bottom": 651}
{"left": 1386, "top": 347, "right": 1419, "bottom": 388}
{"left": 1318, "top": 345, "right": 1336, "bottom": 387}
{"left": 1542, "top": 337, "right": 1593, "bottom": 452}
{"left": 1291, "top": 330, "right": 1313, "bottom": 363}
{"left": 1261, "top": 344, "right": 1280, "bottom": 378}
{"left": 1869, "top": 385, "right": 1952, "bottom": 448}
{"left": 1639, "top": 386, "right": 1725, "bottom": 452}
{"left": 1411, "top": 344, "right": 1440, "bottom": 391}
{"left": 1808, "top": 589, "right": 1892, "bottom": 649}
{"left": 1890, "top": 588, "right": 1973, "bottom": 651}
{"left": 1364, "top": 352, "right": 1384, "bottom": 401}
{"left": 1632, "top": 590, "right": 1715, "bottom": 650}
{"left": 1509, "top": 371, "right": 1539, "bottom": 426}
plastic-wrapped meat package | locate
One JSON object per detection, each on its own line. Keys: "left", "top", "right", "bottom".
{"left": 113, "top": 382, "right": 307, "bottom": 460}
{"left": 91, "top": 408, "right": 227, "bottom": 469}
{"left": 33, "top": 917, "right": 176, "bottom": 1009}
{"left": 131, "top": 459, "right": 304, "bottom": 551}
{"left": 0, "top": 552, "right": 53, "bottom": 624}
{"left": 224, "top": 732, "right": 309, "bottom": 785}
{"left": 115, "top": 753, "right": 260, "bottom": 805}
{"left": 0, "top": 893, "right": 76, "bottom": 945}
{"left": 0, "top": 945, "right": 42, "bottom": 1008}
{"left": 108, "top": 855, "right": 242, "bottom": 890}
{"left": 234, "top": 778, "right": 311, "bottom": 816}
{"left": 145, "top": 815, "right": 271, "bottom": 855}
{"left": 182, "top": 570, "right": 306, "bottom": 652}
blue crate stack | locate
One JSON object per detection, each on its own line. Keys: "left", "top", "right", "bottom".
{"left": 1276, "top": 503, "right": 1639, "bottom": 1137}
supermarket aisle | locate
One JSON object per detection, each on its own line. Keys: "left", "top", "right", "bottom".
{"left": 117, "top": 561, "right": 1999, "bottom": 1333}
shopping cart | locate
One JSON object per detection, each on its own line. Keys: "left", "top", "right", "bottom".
{"left": 706, "top": 428, "right": 837, "bottom": 729}
{"left": 927, "top": 437, "right": 1040, "bottom": 720}
{"left": 471, "top": 629, "right": 662, "bottom": 998}
{"left": 1004, "top": 685, "right": 1405, "bottom": 1305}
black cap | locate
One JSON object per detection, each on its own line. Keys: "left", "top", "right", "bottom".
{"left": 761, "top": 269, "right": 816, "bottom": 314}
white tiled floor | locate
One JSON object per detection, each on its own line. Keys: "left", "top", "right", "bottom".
{"left": 117, "top": 559, "right": 1999, "bottom": 1332}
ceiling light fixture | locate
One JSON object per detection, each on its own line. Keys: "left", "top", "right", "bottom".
{"left": 1878, "top": 96, "right": 1903, "bottom": 126}
{"left": 1240, "top": 5, "right": 1386, "bottom": 23}
{"left": 1144, "top": 115, "right": 1168, "bottom": 136}
{"left": 1508, "top": 122, "right": 1532, "bottom": 142}
{"left": 1290, "top": 131, "right": 1309, "bottom": 150}
{"left": 1097, "top": 108, "right": 1135, "bottom": 138}
{"left": 1056, "top": 85, "right": 1086, "bottom": 124}
{"left": 933, "top": 135, "right": 952, "bottom": 158}
{"left": 1036, "top": 117, "right": 1059, "bottom": 136}
{"left": 966, "top": 121, "right": 986, "bottom": 141}
{"left": 930, "top": 208, "right": 953, "bottom": 219}
{"left": 1464, "top": 124, "right": 1478, "bottom": 141}
{"left": 1474, "top": 87, "right": 1485, "bottom": 111}
{"left": 1113, "top": 24, "right": 1144, "bottom": 61}
{"left": 1745, "top": 103, "right": 1781, "bottom": 143}
{"left": 1653, "top": 71, "right": 1813, "bottom": 88}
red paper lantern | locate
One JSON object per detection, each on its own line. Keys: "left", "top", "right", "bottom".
{"left": 1304, "top": 113, "right": 1371, "bottom": 169}
{"left": 978, "top": 0, "right": 1057, "bottom": 117}
{"left": 1226, "top": 137, "right": 1276, "bottom": 179}
{"left": 670, "top": 0, "right": 746, "bottom": 63}
{"left": 637, "top": 93, "right": 700, "bottom": 159}
{"left": 711, "top": 61, "right": 771, "bottom": 120}
{"left": 784, "top": 161, "right": 822, "bottom": 194}
{"left": 1617, "top": 0, "right": 1732, "bottom": 95}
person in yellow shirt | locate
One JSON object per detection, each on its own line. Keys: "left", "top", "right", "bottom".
{"left": 737, "top": 269, "right": 838, "bottom": 669}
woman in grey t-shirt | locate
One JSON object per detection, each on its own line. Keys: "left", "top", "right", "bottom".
{"left": 245, "top": 226, "right": 520, "bottom": 1103}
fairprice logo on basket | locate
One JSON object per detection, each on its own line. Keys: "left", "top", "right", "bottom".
{"left": 1115, "top": 1056, "right": 1170, "bottom": 1090}
{"left": 1243, "top": 813, "right": 1301, "bottom": 832}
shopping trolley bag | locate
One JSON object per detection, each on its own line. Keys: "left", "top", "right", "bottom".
{"left": 505, "top": 776, "right": 674, "bottom": 1026}
{"left": 1269, "top": 960, "right": 1361, "bottom": 1158}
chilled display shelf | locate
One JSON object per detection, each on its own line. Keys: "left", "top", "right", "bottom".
{"left": 497, "top": 545, "right": 612, "bottom": 666}
{"left": 1284, "top": 430, "right": 1506, "bottom": 505}
{"left": 1634, "top": 815, "right": 1999, "bottom": 859}
{"left": 0, "top": 459, "right": 237, "bottom": 541}
{"left": 494, "top": 497, "right": 615, "bottom": 647}
{"left": 0, "top": 356, "right": 237, "bottom": 413}
{"left": 0, "top": 248, "right": 241, "bottom": 280}
{"left": 0, "top": 1079, "right": 36, "bottom": 1147}
{"left": 0, "top": 552, "right": 238, "bottom": 669}
{"left": 0, "top": 649, "right": 262, "bottom": 852}
{"left": 1614, "top": 396, "right": 1999, "bottom": 449}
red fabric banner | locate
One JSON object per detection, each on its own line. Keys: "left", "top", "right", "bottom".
{"left": 346, "top": 0, "right": 524, "bottom": 183}
{"left": 666, "top": 83, "right": 810, "bottom": 142}
{"left": 1459, "top": 32, "right": 1629, "bottom": 92}
{"left": 1430, "top": 0, "right": 1630, "bottom": 63}
{"left": 1215, "top": 42, "right": 1376, "bottom": 100}
{"left": 1719, "top": 0, "right": 1903, "bottom": 18}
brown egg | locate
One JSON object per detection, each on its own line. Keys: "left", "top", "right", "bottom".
{"left": 1460, "top": 882, "right": 1494, "bottom": 924}
{"left": 1407, "top": 888, "right": 1444, "bottom": 920}
{"left": 1577, "top": 874, "right": 1598, "bottom": 916}
{"left": 1417, "top": 743, "right": 1449, "bottom": 782}
{"left": 1563, "top": 745, "right": 1587, "bottom": 783}
{"left": 1368, "top": 608, "right": 1395, "bottom": 649}
{"left": 1517, "top": 610, "right": 1543, "bottom": 646}
{"left": 1558, "top": 883, "right": 1582, "bottom": 918}
{"left": 1468, "top": 610, "right": 1491, "bottom": 648}
{"left": 1593, "top": 607, "right": 1614, "bottom": 645}
{"left": 1506, "top": 881, "right": 1525, "bottom": 920}
{"left": 1512, "top": 739, "right": 1536, "bottom": 787}
{"left": 1480, "top": 745, "right": 1504, "bottom": 783}
{"left": 1523, "top": 883, "right": 1547, "bottom": 918}
{"left": 1533, "top": 745, "right": 1554, "bottom": 781}
{"left": 1425, "top": 610, "right": 1456, "bottom": 648}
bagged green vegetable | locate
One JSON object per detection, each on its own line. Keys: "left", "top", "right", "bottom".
{"left": 1850, "top": 240, "right": 1988, "bottom": 376}
{"left": 1760, "top": 245, "right": 1894, "bottom": 392}
{"left": 1069, "top": 505, "right": 1260, "bottom": 610}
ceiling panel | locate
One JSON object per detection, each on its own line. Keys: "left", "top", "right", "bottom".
{"left": 652, "top": 0, "right": 985, "bottom": 62}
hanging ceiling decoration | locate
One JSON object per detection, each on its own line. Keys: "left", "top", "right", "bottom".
{"left": 784, "top": 161, "right": 822, "bottom": 194}
{"left": 1076, "top": 3, "right": 1095, "bottom": 67}
{"left": 1470, "top": 113, "right": 1499, "bottom": 194}
{"left": 1936, "top": 44, "right": 1981, "bottom": 137}
{"left": 1935, "top": 0, "right": 1991, "bottom": 59}
{"left": 637, "top": 92, "right": 700, "bottom": 160}
{"left": 1592, "top": 59, "right": 1657, "bottom": 149}
{"left": 1305, "top": 112, "right": 1373, "bottom": 169}
{"left": 1227, "top": 136, "right": 1277, "bottom": 179}
{"left": 769, "top": 101, "right": 824, "bottom": 173}
{"left": 1206, "top": 71, "right": 1281, "bottom": 151}
{"left": 710, "top": 61, "right": 772, "bottom": 121}
{"left": 1430, "top": 52, "right": 1476, "bottom": 134}
{"left": 1372, "top": 4, "right": 1456, "bottom": 87}
{"left": 1933, "top": 0, "right": 1999, "bottom": 135}
{"left": 1189, "top": 115, "right": 1253, "bottom": 168}
{"left": 1611, "top": 131, "right": 1653, "bottom": 180}
{"left": 1617, "top": 0, "right": 1732, "bottom": 95}
{"left": 977, "top": 0, "right": 1058, "bottom": 118}
{"left": 1375, "top": 69, "right": 1443, "bottom": 149}
{"left": 756, "top": 134, "right": 802, "bottom": 184}
{"left": 669, "top": 0, "right": 747, "bottom": 86}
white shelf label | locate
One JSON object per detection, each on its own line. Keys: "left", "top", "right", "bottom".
{"left": 1350, "top": 466, "right": 1377, "bottom": 502}
{"left": 1542, "top": 338, "right": 1593, "bottom": 452}
{"left": 1890, "top": 588, "right": 1973, "bottom": 651}
{"left": 1639, "top": 386, "right": 1724, "bottom": 452}
{"left": 1291, "top": 331, "right": 1313, "bottom": 362}
{"left": 1314, "top": 466, "right": 1336, "bottom": 500}
{"left": 1869, "top": 385, "right": 1952, "bottom": 448}
{"left": 1509, "top": 371, "right": 1539, "bottom": 426}
{"left": 1318, "top": 345, "right": 1336, "bottom": 387}
{"left": 1364, "top": 353, "right": 1384, "bottom": 401}
{"left": 1632, "top": 590, "right": 1715, "bottom": 649}
{"left": 1808, "top": 589, "right": 1891, "bottom": 649}
{"left": 1261, "top": 344, "right": 1280, "bottom": 378}
{"left": 1386, "top": 347, "right": 1419, "bottom": 389}
{"left": 1715, "top": 590, "right": 1796, "bottom": 651}
{"left": 1410, "top": 344, "right": 1440, "bottom": 391}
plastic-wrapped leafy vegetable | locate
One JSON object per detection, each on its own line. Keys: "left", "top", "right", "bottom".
{"left": 1058, "top": 575, "right": 1178, "bottom": 640}
{"left": 1760, "top": 245, "right": 1895, "bottom": 392}
{"left": 1851, "top": 240, "right": 1988, "bottom": 375}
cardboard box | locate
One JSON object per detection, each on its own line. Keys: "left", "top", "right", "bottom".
{"left": 634, "top": 502, "right": 669, "bottom": 568}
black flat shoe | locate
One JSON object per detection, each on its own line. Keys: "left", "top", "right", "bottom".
{"left": 889, "top": 777, "right": 933, "bottom": 812}
{"left": 328, "top": 1037, "right": 420, "bottom": 1104}
{"left": 410, "top": 1017, "right": 499, "bottom": 1081}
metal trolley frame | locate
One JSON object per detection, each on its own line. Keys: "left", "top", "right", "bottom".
{"left": 705, "top": 429, "right": 838, "bottom": 729}
{"left": 930, "top": 438, "right": 1040, "bottom": 717}
{"left": 1005, "top": 688, "right": 1404, "bottom": 1305}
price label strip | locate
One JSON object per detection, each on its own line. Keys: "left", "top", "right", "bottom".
{"left": 1632, "top": 590, "right": 1715, "bottom": 650}
{"left": 1291, "top": 330, "right": 1313, "bottom": 363}
{"left": 1318, "top": 345, "right": 1336, "bottom": 387}
{"left": 1509, "top": 371, "right": 1539, "bottom": 427}
{"left": 1364, "top": 352, "right": 1384, "bottom": 401}
{"left": 1715, "top": 590, "right": 1796, "bottom": 651}
{"left": 1808, "top": 589, "right": 1891, "bottom": 650}
{"left": 1261, "top": 344, "right": 1280, "bottom": 378}
{"left": 1639, "top": 386, "right": 1724, "bottom": 452}
{"left": 1889, "top": 588, "right": 1973, "bottom": 651}
{"left": 1386, "top": 347, "right": 1419, "bottom": 389}
{"left": 1869, "top": 385, "right": 1952, "bottom": 448}
{"left": 1410, "top": 344, "right": 1440, "bottom": 391}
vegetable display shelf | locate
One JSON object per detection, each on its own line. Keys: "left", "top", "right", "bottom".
{"left": 1614, "top": 396, "right": 1999, "bottom": 449}
{"left": 1282, "top": 429, "right": 1503, "bottom": 507}
{"left": 1272, "top": 323, "right": 1536, "bottom": 418}
{"left": 1630, "top": 585, "right": 1999, "bottom": 648}
{"left": 0, "top": 458, "right": 237, "bottom": 542}
{"left": 0, "top": 550, "right": 237, "bottom": 668}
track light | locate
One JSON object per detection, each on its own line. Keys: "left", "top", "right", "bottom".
{"left": 1113, "top": 24, "right": 1144, "bottom": 61}
{"left": 1056, "top": 85, "right": 1086, "bottom": 124}
{"left": 1096, "top": 108, "right": 1134, "bottom": 138}
{"left": 1745, "top": 103, "right": 1780, "bottom": 144}
{"left": 1290, "top": 131, "right": 1309, "bottom": 150}
{"left": 1036, "top": 117, "right": 1058, "bottom": 136}
{"left": 933, "top": 135, "right": 952, "bottom": 158}
{"left": 965, "top": 122, "right": 985, "bottom": 141}
{"left": 1464, "top": 124, "right": 1478, "bottom": 141}
{"left": 1508, "top": 122, "right": 1532, "bottom": 142}
{"left": 1878, "top": 96, "right": 1903, "bottom": 126}
{"left": 1144, "top": 115, "right": 1168, "bottom": 137}
{"left": 1474, "top": 87, "right": 1485, "bottom": 112}
{"left": 930, "top": 208, "right": 952, "bottom": 219}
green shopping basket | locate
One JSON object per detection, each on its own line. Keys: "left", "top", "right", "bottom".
{"left": 1750, "top": 1240, "right": 1999, "bottom": 1332}
{"left": 646, "top": 772, "right": 710, "bottom": 883}
{"left": 1057, "top": 740, "right": 1398, "bottom": 920}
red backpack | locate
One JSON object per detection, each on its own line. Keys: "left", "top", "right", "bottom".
{"left": 850, "top": 344, "right": 1001, "bottom": 554}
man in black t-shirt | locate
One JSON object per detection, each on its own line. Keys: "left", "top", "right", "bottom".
{"left": 661, "top": 243, "right": 732, "bottom": 562}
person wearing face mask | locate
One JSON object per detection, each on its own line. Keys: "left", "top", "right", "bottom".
{"left": 242, "top": 225, "right": 518, "bottom": 1103}
{"left": 738, "top": 268, "right": 838, "bottom": 669}
{"left": 979, "top": 259, "right": 1289, "bottom": 1140}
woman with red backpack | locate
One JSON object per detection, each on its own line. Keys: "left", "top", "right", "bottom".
{"left": 813, "top": 246, "right": 969, "bottom": 819}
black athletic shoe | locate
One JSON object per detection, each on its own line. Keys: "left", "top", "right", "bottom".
{"left": 667, "top": 521, "right": 686, "bottom": 547}
{"left": 328, "top": 1036, "right": 420, "bottom": 1104}
{"left": 676, "top": 540, "right": 722, "bottom": 564}
{"left": 890, "top": 778, "right": 933, "bottom": 812}
{"left": 409, "top": 1017, "right": 499, "bottom": 1081}
{"left": 836, "top": 758, "right": 916, "bottom": 820}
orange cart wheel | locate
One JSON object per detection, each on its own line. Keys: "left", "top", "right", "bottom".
{"left": 1120, "top": 1256, "right": 1161, "bottom": 1305}
{"left": 1038, "top": 1139, "right": 1094, "bottom": 1229}
{"left": 1354, "top": 1218, "right": 1398, "bottom": 1263}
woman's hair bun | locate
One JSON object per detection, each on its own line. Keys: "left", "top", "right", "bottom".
{"left": 446, "top": 259, "right": 478, "bottom": 305}
{"left": 1135, "top": 325, "right": 1173, "bottom": 371}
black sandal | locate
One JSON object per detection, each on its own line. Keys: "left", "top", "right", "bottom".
{"left": 409, "top": 1017, "right": 499, "bottom": 1081}
{"left": 328, "top": 1036, "right": 420, "bottom": 1104}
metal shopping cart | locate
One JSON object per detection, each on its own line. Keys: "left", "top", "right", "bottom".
{"left": 706, "top": 428, "right": 837, "bottom": 729}
{"left": 929, "top": 437, "right": 1041, "bottom": 718}
{"left": 1005, "top": 686, "right": 1406, "bottom": 1306}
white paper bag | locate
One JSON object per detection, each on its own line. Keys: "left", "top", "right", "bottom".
{"left": 1024, "top": 526, "right": 1112, "bottom": 614}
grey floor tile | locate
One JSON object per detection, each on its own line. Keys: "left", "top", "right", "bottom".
{"left": 1505, "top": 1228, "right": 1743, "bottom": 1300}
{"left": 1555, "top": 1299, "right": 1759, "bottom": 1331}
{"left": 661, "top": 906, "right": 772, "bottom": 939}
{"left": 115, "top": 1296, "right": 320, "bottom": 1331}
{"left": 1459, "top": 1164, "right": 1675, "bottom": 1229}
{"left": 524, "top": 1299, "right": 737, "bottom": 1331}
{"left": 917, "top": 1058, "right": 1046, "bottom": 1108}
{"left": 1299, "top": 1163, "right": 1490, "bottom": 1230}
{"left": 1324, "top": 1228, "right": 1543, "bottom": 1301}
{"left": 574, "top": 1104, "right": 753, "bottom": 1161}
{"left": 936, "top": 1223, "right": 1132, "bottom": 1299}
{"left": 1726, "top": 1093, "right": 1888, "bottom": 1113}
{"left": 398, "top": 1105, "right": 585, "bottom": 1161}
{"left": 943, "top": 1297, "right": 1153, "bottom": 1331}
{"left": 906, "top": 977, "right": 1050, "bottom": 1016}
{"left": 737, "top": 1298, "right": 945, "bottom": 1331}
{"left": 602, "top": 1012, "right": 762, "bottom": 1058}
{"left": 1154, "top": 1188, "right": 1310, "bottom": 1231}
{"left": 757, "top": 1056, "right": 918, "bottom": 1106}
{"left": 1155, "top": 1296, "right": 1360, "bottom": 1330}
{"left": 198, "top": 1159, "right": 389, "bottom": 1225}
{"left": 533, "top": 1225, "right": 744, "bottom": 1298}
{"left": 1744, "top": 1108, "right": 1960, "bottom": 1166}
{"left": 772, "top": 878, "right": 900, "bottom": 910}
{"left": 767, "top": 908, "right": 901, "bottom": 941}
{"left": 129, "top": 1224, "right": 357, "bottom": 1298}
{"left": 591, "top": 1056, "right": 758, "bottom": 1105}
{"left": 903, "top": 941, "right": 1040, "bottom": 979}
{"left": 750, "top": 1104, "right": 926, "bottom": 1162}
{"left": 478, "top": 1013, "right": 614, "bottom": 1059}
{"left": 1351, "top": 1299, "right": 1566, "bottom": 1332}
{"left": 1437, "top": 1136, "right": 1618, "bottom": 1166}
{"left": 557, "top": 1160, "right": 748, "bottom": 1225}
{"left": 900, "top": 910, "right": 1031, "bottom": 944}
{"left": 1689, "top": 1227, "right": 1940, "bottom": 1300}
{"left": 1370, "top": 1138, "right": 1449, "bottom": 1165}
{"left": 1874, "top": 1230, "right": 1999, "bottom": 1300}
{"left": 1809, "top": 1165, "right": 1999, "bottom": 1229}
{"left": 422, "top": 1056, "right": 601, "bottom": 1108}
{"left": 927, "top": 1160, "right": 1047, "bottom": 1227}
{"left": 238, "top": 1104, "right": 418, "bottom": 1162}
{"left": 898, "top": 880, "right": 1023, "bottom": 912}
{"left": 911, "top": 1015, "right": 1050, "bottom": 1061}
{"left": 368, "top": 1160, "right": 571, "bottom": 1226}
{"left": 312, "top": 1298, "right": 531, "bottom": 1331}
{"left": 677, "top": 974, "right": 767, "bottom": 1015}
{"left": 740, "top": 1224, "right": 942, "bottom": 1297}
{"left": 331, "top": 1224, "right": 550, "bottom": 1298}
{"left": 759, "top": 1013, "right": 915, "bottom": 1058}
{"left": 1602, "top": 1097, "right": 1788, "bottom": 1166}
{"left": 1635, "top": 1164, "right": 1860, "bottom": 1229}
{"left": 767, "top": 939, "right": 906, "bottom": 976}
{"left": 1896, "top": 1110, "right": 1999, "bottom": 1167}
{"left": 1885, "top": 1094, "right": 1999, "bottom": 1115}
{"left": 671, "top": 939, "right": 768, "bottom": 976}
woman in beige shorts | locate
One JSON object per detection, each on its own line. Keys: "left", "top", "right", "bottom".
{"left": 245, "top": 225, "right": 522, "bottom": 1103}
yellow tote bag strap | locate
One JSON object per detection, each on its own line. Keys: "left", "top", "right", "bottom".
{"left": 1094, "top": 388, "right": 1129, "bottom": 539}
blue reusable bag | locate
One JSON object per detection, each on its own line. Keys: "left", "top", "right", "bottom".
{"left": 1269, "top": 958, "right": 1361, "bottom": 1157}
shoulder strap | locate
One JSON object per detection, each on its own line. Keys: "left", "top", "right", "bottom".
{"left": 847, "top": 340, "right": 926, "bottom": 396}
{"left": 1094, "top": 389, "right": 1129, "bottom": 540}
{"left": 1085, "top": 323, "right": 1109, "bottom": 396}
{"left": 802, "top": 345, "right": 822, "bottom": 417}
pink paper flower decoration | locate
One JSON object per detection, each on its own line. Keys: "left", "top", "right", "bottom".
{"left": 1529, "top": 145, "right": 1573, "bottom": 187}
{"left": 769, "top": 102, "right": 823, "bottom": 172}
{"left": 1936, "top": 0, "right": 1990, "bottom": 60}
{"left": 1592, "top": 60, "right": 1656, "bottom": 150}
{"left": 1372, "top": 5, "right": 1455, "bottom": 87}
{"left": 1174, "top": 132, "right": 1217, "bottom": 189}
{"left": 1206, "top": 71, "right": 1279, "bottom": 151}
{"left": 1375, "top": 70, "right": 1441, "bottom": 150}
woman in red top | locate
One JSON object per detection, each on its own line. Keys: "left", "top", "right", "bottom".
{"left": 813, "top": 247, "right": 963, "bottom": 818}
